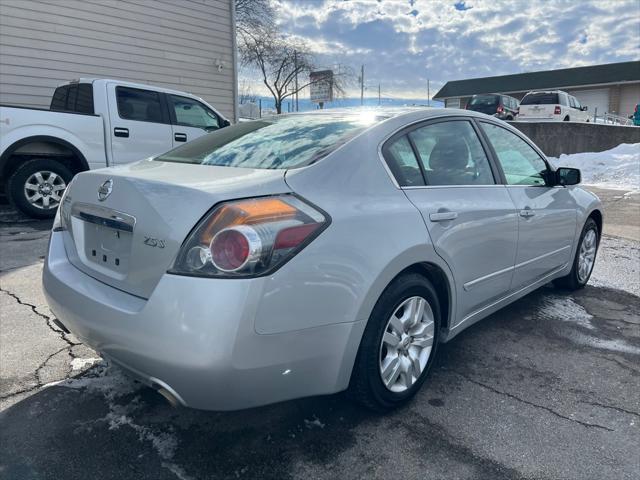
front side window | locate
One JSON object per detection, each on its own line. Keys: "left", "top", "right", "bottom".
{"left": 408, "top": 121, "right": 495, "bottom": 186}
{"left": 573, "top": 97, "right": 582, "bottom": 110}
{"left": 569, "top": 96, "right": 577, "bottom": 108}
{"left": 384, "top": 136, "right": 425, "bottom": 186}
{"left": 156, "top": 113, "right": 384, "bottom": 170}
{"left": 116, "top": 87, "right": 164, "bottom": 123}
{"left": 170, "top": 95, "right": 220, "bottom": 130}
{"left": 481, "top": 122, "right": 549, "bottom": 186}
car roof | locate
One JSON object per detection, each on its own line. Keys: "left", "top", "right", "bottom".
{"left": 270, "top": 106, "right": 492, "bottom": 124}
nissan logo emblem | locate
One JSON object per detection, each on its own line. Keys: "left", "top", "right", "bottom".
{"left": 98, "top": 179, "right": 113, "bottom": 201}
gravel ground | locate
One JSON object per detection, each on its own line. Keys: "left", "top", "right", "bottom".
{"left": 0, "top": 188, "right": 638, "bottom": 480}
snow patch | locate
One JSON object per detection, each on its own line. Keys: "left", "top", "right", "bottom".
{"left": 304, "top": 416, "right": 325, "bottom": 429}
{"left": 549, "top": 143, "right": 640, "bottom": 191}
{"left": 539, "top": 295, "right": 594, "bottom": 330}
{"left": 70, "top": 357, "right": 102, "bottom": 371}
{"left": 569, "top": 332, "right": 640, "bottom": 355}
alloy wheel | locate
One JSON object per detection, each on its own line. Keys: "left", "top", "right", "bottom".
{"left": 379, "top": 296, "right": 435, "bottom": 392}
{"left": 577, "top": 228, "right": 597, "bottom": 283}
{"left": 24, "top": 170, "right": 67, "bottom": 210}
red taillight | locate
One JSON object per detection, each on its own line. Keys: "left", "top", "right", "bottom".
{"left": 497, "top": 105, "right": 504, "bottom": 113}
{"left": 635, "top": 104, "right": 638, "bottom": 113}
{"left": 554, "top": 106, "right": 561, "bottom": 115}
{"left": 211, "top": 228, "right": 251, "bottom": 272}
{"left": 171, "top": 195, "right": 328, "bottom": 277}
{"left": 274, "top": 223, "right": 320, "bottom": 250}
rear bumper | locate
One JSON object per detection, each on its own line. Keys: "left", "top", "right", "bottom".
{"left": 43, "top": 231, "right": 363, "bottom": 410}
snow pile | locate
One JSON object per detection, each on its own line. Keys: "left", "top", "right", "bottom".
{"left": 549, "top": 143, "right": 640, "bottom": 191}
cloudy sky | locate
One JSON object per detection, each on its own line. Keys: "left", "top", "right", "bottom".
{"left": 243, "top": 0, "right": 639, "bottom": 99}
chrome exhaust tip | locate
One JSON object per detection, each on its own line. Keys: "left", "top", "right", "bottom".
{"left": 156, "top": 386, "right": 181, "bottom": 408}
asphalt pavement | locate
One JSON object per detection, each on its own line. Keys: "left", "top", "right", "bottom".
{"left": 0, "top": 188, "right": 638, "bottom": 480}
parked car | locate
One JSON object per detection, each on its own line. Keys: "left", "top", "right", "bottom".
{"left": 517, "top": 90, "right": 590, "bottom": 123}
{"left": 0, "top": 79, "right": 230, "bottom": 218}
{"left": 43, "top": 108, "right": 602, "bottom": 412}
{"left": 465, "top": 93, "right": 519, "bottom": 120}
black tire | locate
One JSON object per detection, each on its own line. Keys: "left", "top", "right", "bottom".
{"left": 506, "top": 115, "right": 514, "bottom": 121}
{"left": 553, "top": 218, "right": 599, "bottom": 290}
{"left": 563, "top": 116, "right": 570, "bottom": 121}
{"left": 348, "top": 273, "right": 441, "bottom": 411}
{"left": 6, "top": 158, "right": 73, "bottom": 219}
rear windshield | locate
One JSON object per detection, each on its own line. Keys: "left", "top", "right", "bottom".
{"left": 520, "top": 93, "right": 559, "bottom": 105}
{"left": 469, "top": 95, "right": 499, "bottom": 106}
{"left": 155, "top": 113, "right": 383, "bottom": 169}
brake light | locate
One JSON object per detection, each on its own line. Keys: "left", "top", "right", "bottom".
{"left": 554, "top": 106, "right": 561, "bottom": 115}
{"left": 497, "top": 105, "right": 504, "bottom": 113}
{"left": 170, "top": 195, "right": 328, "bottom": 277}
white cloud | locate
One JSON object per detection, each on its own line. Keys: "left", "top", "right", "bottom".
{"left": 242, "top": 0, "right": 639, "bottom": 99}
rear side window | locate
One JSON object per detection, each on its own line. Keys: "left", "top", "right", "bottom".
{"left": 50, "top": 84, "right": 94, "bottom": 114}
{"left": 521, "top": 93, "right": 559, "bottom": 105}
{"left": 481, "top": 122, "right": 548, "bottom": 186}
{"left": 116, "top": 87, "right": 165, "bottom": 123}
{"left": 409, "top": 121, "right": 495, "bottom": 186}
{"left": 384, "top": 136, "right": 425, "bottom": 186}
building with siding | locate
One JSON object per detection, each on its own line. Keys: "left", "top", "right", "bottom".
{"left": 433, "top": 61, "right": 640, "bottom": 119}
{"left": 0, "top": 0, "right": 237, "bottom": 120}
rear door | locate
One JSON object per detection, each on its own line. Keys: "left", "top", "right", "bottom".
{"left": 479, "top": 121, "right": 577, "bottom": 289}
{"left": 106, "top": 83, "right": 174, "bottom": 164}
{"left": 167, "top": 94, "right": 223, "bottom": 146}
{"left": 384, "top": 118, "right": 518, "bottom": 324}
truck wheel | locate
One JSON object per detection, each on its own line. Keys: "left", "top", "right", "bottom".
{"left": 7, "top": 158, "right": 73, "bottom": 219}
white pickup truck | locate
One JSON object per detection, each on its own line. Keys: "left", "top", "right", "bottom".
{"left": 0, "top": 78, "right": 229, "bottom": 218}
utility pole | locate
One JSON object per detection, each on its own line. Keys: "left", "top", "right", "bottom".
{"left": 294, "top": 50, "right": 299, "bottom": 112}
{"left": 360, "top": 64, "right": 364, "bottom": 106}
{"left": 427, "top": 79, "right": 430, "bottom": 107}
{"left": 378, "top": 84, "right": 381, "bottom": 105}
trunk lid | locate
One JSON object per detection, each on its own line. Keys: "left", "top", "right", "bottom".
{"left": 60, "top": 160, "right": 290, "bottom": 298}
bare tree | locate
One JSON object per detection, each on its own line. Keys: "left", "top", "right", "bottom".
{"left": 235, "top": 0, "right": 274, "bottom": 37}
{"left": 239, "top": 30, "right": 317, "bottom": 114}
{"left": 238, "top": 80, "right": 257, "bottom": 105}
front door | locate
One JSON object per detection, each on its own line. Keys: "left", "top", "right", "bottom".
{"left": 384, "top": 119, "right": 519, "bottom": 325}
{"left": 107, "top": 83, "right": 174, "bottom": 164}
{"left": 479, "top": 122, "right": 577, "bottom": 289}
{"left": 167, "top": 94, "right": 222, "bottom": 147}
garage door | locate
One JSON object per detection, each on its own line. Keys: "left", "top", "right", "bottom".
{"left": 619, "top": 85, "right": 640, "bottom": 118}
{"left": 571, "top": 89, "right": 609, "bottom": 119}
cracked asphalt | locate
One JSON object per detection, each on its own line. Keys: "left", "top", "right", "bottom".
{"left": 1, "top": 187, "right": 639, "bottom": 480}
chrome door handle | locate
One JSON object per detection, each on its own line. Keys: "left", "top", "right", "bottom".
{"left": 519, "top": 209, "right": 535, "bottom": 218}
{"left": 429, "top": 211, "right": 458, "bottom": 222}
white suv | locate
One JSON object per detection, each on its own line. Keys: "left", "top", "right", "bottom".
{"left": 517, "top": 90, "right": 590, "bottom": 123}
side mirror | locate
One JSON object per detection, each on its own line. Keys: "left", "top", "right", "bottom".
{"left": 556, "top": 167, "right": 581, "bottom": 186}
{"left": 581, "top": 106, "right": 588, "bottom": 111}
{"left": 221, "top": 119, "right": 231, "bottom": 128}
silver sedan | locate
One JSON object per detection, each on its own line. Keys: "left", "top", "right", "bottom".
{"left": 43, "top": 108, "right": 602, "bottom": 411}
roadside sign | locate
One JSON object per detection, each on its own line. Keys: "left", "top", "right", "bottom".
{"left": 310, "top": 70, "right": 334, "bottom": 103}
